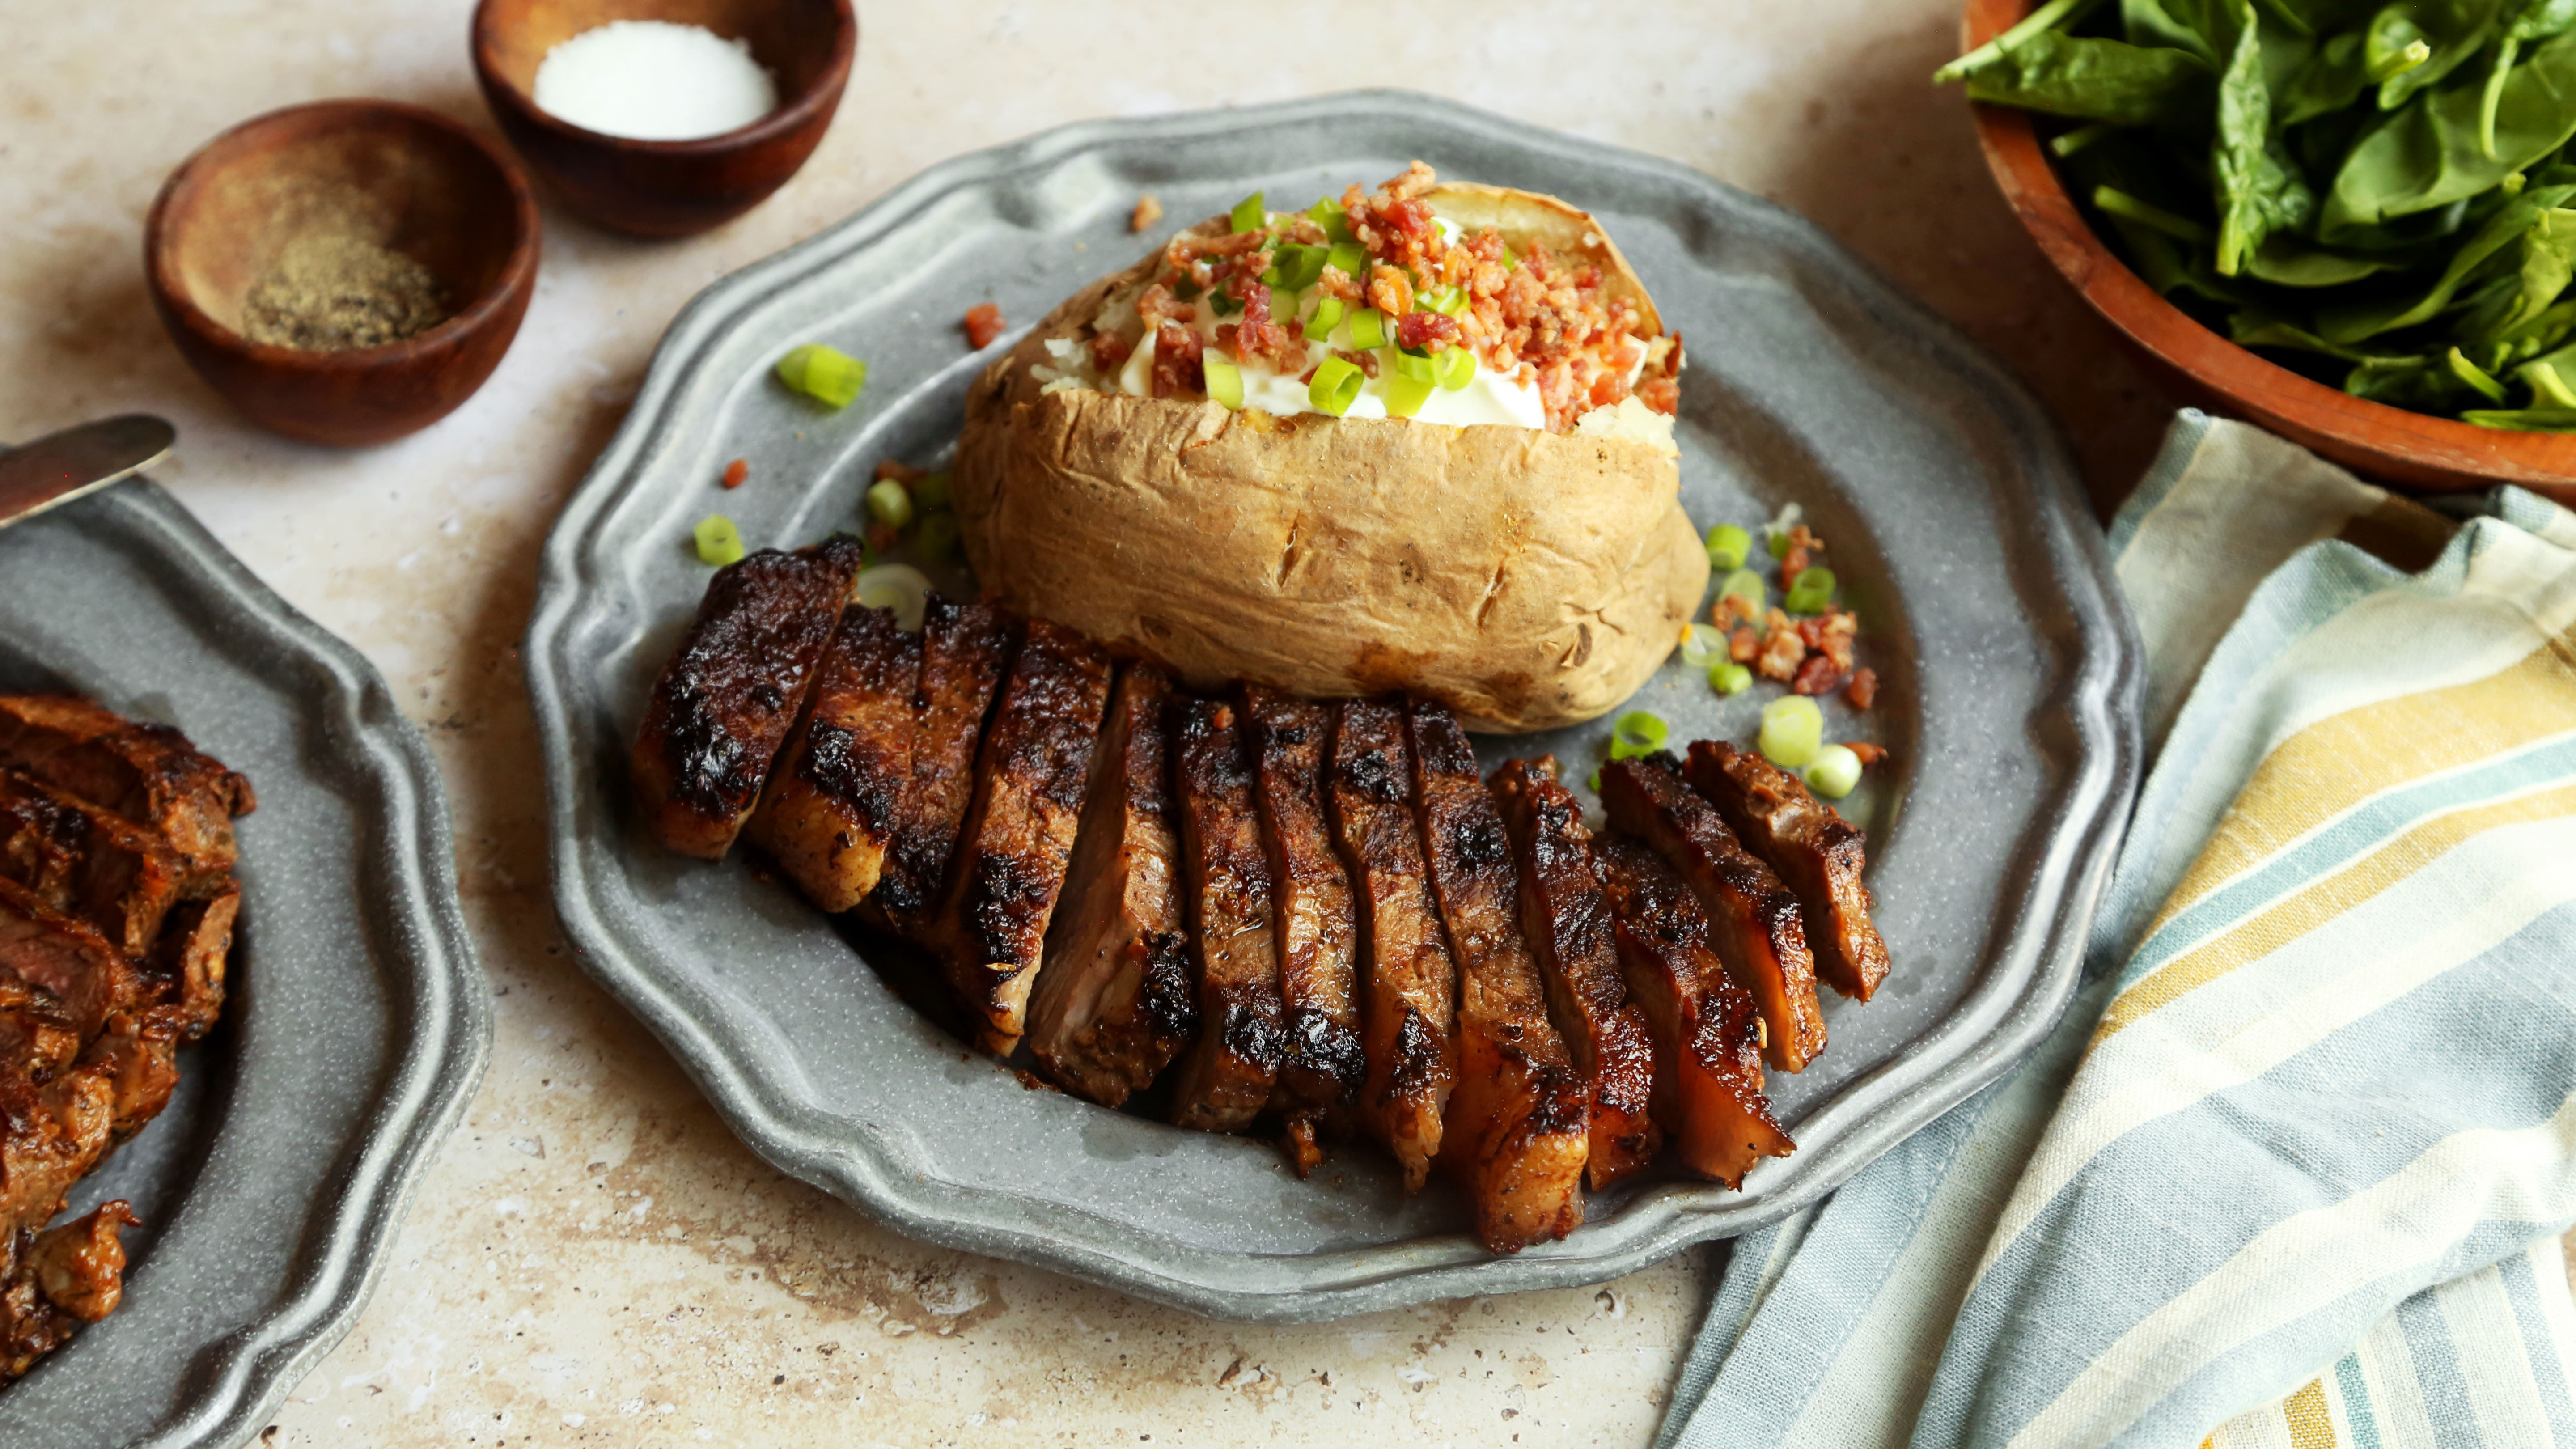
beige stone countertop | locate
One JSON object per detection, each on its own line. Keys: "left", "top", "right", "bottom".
{"left": 0, "top": 2, "right": 2205, "bottom": 1444}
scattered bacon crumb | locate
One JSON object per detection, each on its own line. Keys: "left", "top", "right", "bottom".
{"left": 720, "top": 458, "right": 748, "bottom": 490}
{"left": 963, "top": 302, "right": 1006, "bottom": 350}
{"left": 1846, "top": 668, "right": 1880, "bottom": 711}
{"left": 1130, "top": 194, "right": 1163, "bottom": 232}
{"left": 1757, "top": 610, "right": 1807, "bottom": 682}
{"left": 1781, "top": 545, "right": 1810, "bottom": 590}
{"left": 1395, "top": 309, "right": 1459, "bottom": 350}
{"left": 1729, "top": 627, "right": 1759, "bottom": 664}
{"left": 1846, "top": 740, "right": 1887, "bottom": 766}
{"left": 1333, "top": 347, "right": 1379, "bottom": 379}
{"left": 1089, "top": 330, "right": 1133, "bottom": 371}
{"left": 1788, "top": 523, "right": 1825, "bottom": 555}
{"left": 1151, "top": 321, "right": 1204, "bottom": 398}
{"left": 1790, "top": 654, "right": 1843, "bottom": 696}
{"left": 1714, "top": 592, "right": 1763, "bottom": 629}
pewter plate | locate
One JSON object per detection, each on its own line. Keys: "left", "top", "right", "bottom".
{"left": 0, "top": 476, "right": 490, "bottom": 1446}
{"left": 525, "top": 91, "right": 2141, "bottom": 1322}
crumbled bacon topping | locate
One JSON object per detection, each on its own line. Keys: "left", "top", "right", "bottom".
{"left": 1729, "top": 627, "right": 1760, "bottom": 664}
{"left": 1395, "top": 309, "right": 1459, "bottom": 350}
{"left": 1846, "top": 739, "right": 1886, "bottom": 765}
{"left": 1846, "top": 669, "right": 1880, "bottom": 712}
{"left": 1756, "top": 610, "right": 1806, "bottom": 682}
{"left": 1151, "top": 322, "right": 1203, "bottom": 399}
{"left": 1790, "top": 653, "right": 1842, "bottom": 696}
{"left": 963, "top": 302, "right": 1005, "bottom": 351}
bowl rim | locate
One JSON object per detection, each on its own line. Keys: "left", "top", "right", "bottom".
{"left": 142, "top": 97, "right": 542, "bottom": 372}
{"left": 1961, "top": 0, "right": 2576, "bottom": 492}
{"left": 468, "top": 0, "right": 858, "bottom": 158}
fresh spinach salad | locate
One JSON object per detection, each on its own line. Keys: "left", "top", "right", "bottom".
{"left": 1941, "top": 0, "right": 2576, "bottom": 430}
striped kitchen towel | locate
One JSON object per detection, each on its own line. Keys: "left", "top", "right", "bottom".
{"left": 1657, "top": 411, "right": 2576, "bottom": 1449}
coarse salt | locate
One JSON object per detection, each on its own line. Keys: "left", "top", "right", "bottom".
{"left": 531, "top": 20, "right": 778, "bottom": 142}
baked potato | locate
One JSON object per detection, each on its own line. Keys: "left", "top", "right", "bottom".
{"left": 953, "top": 163, "right": 1705, "bottom": 733}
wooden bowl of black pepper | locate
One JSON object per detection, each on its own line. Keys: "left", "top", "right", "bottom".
{"left": 145, "top": 100, "right": 541, "bottom": 447}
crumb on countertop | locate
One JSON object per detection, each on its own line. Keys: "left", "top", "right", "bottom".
{"left": 963, "top": 301, "right": 1005, "bottom": 350}
{"left": 1130, "top": 194, "right": 1162, "bottom": 232}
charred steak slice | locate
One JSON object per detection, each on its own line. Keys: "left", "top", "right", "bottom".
{"left": 1408, "top": 702, "right": 1589, "bottom": 1254}
{"left": 1324, "top": 699, "right": 1458, "bottom": 1192}
{"left": 1686, "top": 741, "right": 1890, "bottom": 1002}
{"left": 1029, "top": 664, "right": 1195, "bottom": 1107}
{"left": 746, "top": 605, "right": 921, "bottom": 912}
{"left": 1600, "top": 754, "right": 1827, "bottom": 1073}
{"left": 0, "top": 877, "right": 141, "bottom": 1042}
{"left": 630, "top": 539, "right": 865, "bottom": 861}
{"left": 0, "top": 696, "right": 253, "bottom": 878}
{"left": 860, "top": 596, "right": 1018, "bottom": 933}
{"left": 0, "top": 1199, "right": 138, "bottom": 1384}
{"left": 1243, "top": 685, "right": 1364, "bottom": 1167}
{"left": 1595, "top": 837, "right": 1794, "bottom": 1186}
{"left": 928, "top": 620, "right": 1111, "bottom": 1056}
{"left": 0, "top": 770, "right": 189, "bottom": 959}
{"left": 150, "top": 881, "right": 238, "bottom": 1042}
{"left": 1488, "top": 756, "right": 1661, "bottom": 1191}
{"left": 1165, "top": 699, "right": 1288, "bottom": 1133}
{"left": 0, "top": 1052, "right": 114, "bottom": 1247}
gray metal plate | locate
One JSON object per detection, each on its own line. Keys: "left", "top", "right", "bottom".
{"left": 524, "top": 91, "right": 2141, "bottom": 1322}
{"left": 0, "top": 476, "right": 491, "bottom": 1446}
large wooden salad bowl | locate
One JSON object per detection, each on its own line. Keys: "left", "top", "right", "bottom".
{"left": 1965, "top": 0, "right": 2576, "bottom": 502}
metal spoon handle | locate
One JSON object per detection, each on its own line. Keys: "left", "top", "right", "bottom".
{"left": 0, "top": 415, "right": 178, "bottom": 530}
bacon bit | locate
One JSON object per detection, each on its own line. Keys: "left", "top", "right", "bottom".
{"left": 1757, "top": 610, "right": 1807, "bottom": 682}
{"left": 1636, "top": 375, "right": 1680, "bottom": 415}
{"left": 1151, "top": 322, "right": 1204, "bottom": 399}
{"left": 1316, "top": 264, "right": 1362, "bottom": 303}
{"left": 1089, "top": 330, "right": 1133, "bottom": 371}
{"left": 1846, "top": 668, "right": 1880, "bottom": 712}
{"left": 1812, "top": 609, "right": 1858, "bottom": 673}
{"left": 720, "top": 458, "right": 748, "bottom": 490}
{"left": 963, "top": 302, "right": 1006, "bottom": 350}
{"left": 1135, "top": 283, "right": 1192, "bottom": 331}
{"left": 1788, "top": 523, "right": 1826, "bottom": 555}
{"left": 1333, "top": 347, "right": 1379, "bottom": 379}
{"left": 1715, "top": 592, "right": 1763, "bottom": 629}
{"left": 1729, "top": 626, "right": 1760, "bottom": 663}
{"left": 865, "top": 521, "right": 900, "bottom": 553}
{"left": 1395, "top": 310, "right": 1458, "bottom": 350}
{"left": 1166, "top": 228, "right": 1267, "bottom": 266}
{"left": 1791, "top": 653, "right": 1843, "bottom": 696}
{"left": 874, "top": 459, "right": 927, "bottom": 483}
{"left": 1846, "top": 740, "right": 1886, "bottom": 766}
{"left": 1588, "top": 370, "right": 1631, "bottom": 408}
{"left": 1368, "top": 263, "right": 1414, "bottom": 318}
{"left": 1781, "top": 546, "right": 1810, "bottom": 590}
{"left": 1226, "top": 271, "right": 1294, "bottom": 365}
{"left": 1382, "top": 160, "right": 1437, "bottom": 200}
{"left": 1130, "top": 194, "right": 1163, "bottom": 232}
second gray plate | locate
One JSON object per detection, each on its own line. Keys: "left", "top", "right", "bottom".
{"left": 525, "top": 92, "right": 2141, "bottom": 1321}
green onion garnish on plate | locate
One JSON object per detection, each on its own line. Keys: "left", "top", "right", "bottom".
{"left": 693, "top": 515, "right": 745, "bottom": 567}
{"left": 1760, "top": 696, "right": 1823, "bottom": 768}
{"left": 775, "top": 344, "right": 867, "bottom": 410}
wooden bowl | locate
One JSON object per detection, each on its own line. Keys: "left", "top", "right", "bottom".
{"left": 1963, "top": 0, "right": 2576, "bottom": 501}
{"left": 145, "top": 101, "right": 540, "bottom": 448}
{"left": 471, "top": 0, "right": 855, "bottom": 237}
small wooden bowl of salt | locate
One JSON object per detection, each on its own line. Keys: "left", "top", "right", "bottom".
{"left": 144, "top": 100, "right": 542, "bottom": 446}
{"left": 472, "top": 0, "right": 856, "bottom": 237}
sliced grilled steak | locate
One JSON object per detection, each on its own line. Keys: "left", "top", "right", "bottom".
{"left": 0, "top": 1056, "right": 114, "bottom": 1245}
{"left": 77, "top": 1012, "right": 180, "bottom": 1142}
{"left": 630, "top": 539, "right": 865, "bottom": 860}
{"left": 928, "top": 620, "right": 1111, "bottom": 1056}
{"left": 1488, "top": 757, "right": 1661, "bottom": 1191}
{"left": 746, "top": 605, "right": 921, "bottom": 912}
{"left": 1596, "top": 837, "right": 1794, "bottom": 1186}
{"left": 0, "top": 696, "right": 253, "bottom": 877}
{"left": 1166, "top": 699, "right": 1287, "bottom": 1133}
{"left": 0, "top": 979, "right": 79, "bottom": 1086}
{"left": 1029, "top": 664, "right": 1195, "bottom": 1106}
{"left": 1408, "top": 702, "right": 1588, "bottom": 1253}
{"left": 1599, "top": 754, "right": 1826, "bottom": 1073}
{"left": 0, "top": 878, "right": 141, "bottom": 1042}
{"left": 1686, "top": 741, "right": 1890, "bottom": 1002}
{"left": 859, "top": 596, "right": 1017, "bottom": 933}
{"left": 1324, "top": 699, "right": 1458, "bottom": 1192}
{"left": 1243, "top": 685, "right": 1364, "bottom": 1169}
{"left": 0, "top": 770, "right": 190, "bottom": 959}
{"left": 0, "top": 1199, "right": 136, "bottom": 1384}
{"left": 148, "top": 883, "right": 237, "bottom": 1042}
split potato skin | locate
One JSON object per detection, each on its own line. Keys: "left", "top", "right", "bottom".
{"left": 953, "top": 215, "right": 1707, "bottom": 735}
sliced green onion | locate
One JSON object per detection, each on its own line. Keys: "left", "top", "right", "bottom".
{"left": 1784, "top": 565, "right": 1838, "bottom": 615}
{"left": 1267, "top": 243, "right": 1327, "bottom": 292}
{"left": 1433, "top": 346, "right": 1478, "bottom": 390}
{"left": 1349, "top": 307, "right": 1389, "bottom": 352}
{"left": 1709, "top": 661, "right": 1754, "bottom": 696}
{"left": 1304, "top": 297, "right": 1347, "bottom": 343}
{"left": 1309, "top": 357, "right": 1364, "bottom": 416}
{"left": 1419, "top": 285, "right": 1468, "bottom": 316}
{"left": 1678, "top": 622, "right": 1727, "bottom": 667}
{"left": 775, "top": 344, "right": 868, "bottom": 409}
{"left": 912, "top": 471, "right": 953, "bottom": 512}
{"left": 693, "top": 514, "right": 745, "bottom": 567}
{"left": 1384, "top": 373, "right": 1436, "bottom": 418}
{"left": 1759, "top": 696, "right": 1824, "bottom": 769}
{"left": 911, "top": 513, "right": 959, "bottom": 566}
{"left": 1309, "top": 198, "right": 1352, "bottom": 242}
{"left": 1230, "top": 191, "right": 1266, "bottom": 233}
{"left": 1327, "top": 240, "right": 1366, "bottom": 276}
{"left": 866, "top": 479, "right": 915, "bottom": 530}
{"left": 1767, "top": 529, "right": 1795, "bottom": 560}
{"left": 852, "top": 563, "right": 932, "bottom": 632}
{"left": 1705, "top": 523, "right": 1752, "bottom": 571}
{"left": 1391, "top": 348, "right": 1437, "bottom": 383}
{"left": 1720, "top": 568, "right": 1766, "bottom": 610}
{"left": 1609, "top": 710, "right": 1669, "bottom": 761}
{"left": 1804, "top": 744, "right": 1862, "bottom": 800}
{"left": 1203, "top": 355, "right": 1246, "bottom": 410}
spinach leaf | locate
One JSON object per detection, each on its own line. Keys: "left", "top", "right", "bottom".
{"left": 1964, "top": 33, "right": 2222, "bottom": 124}
{"left": 2370, "top": 0, "right": 2505, "bottom": 110}
{"left": 2127, "top": 0, "right": 2227, "bottom": 59}
{"left": 2282, "top": 32, "right": 2375, "bottom": 123}
{"left": 2483, "top": 0, "right": 2576, "bottom": 151}
{"left": 2231, "top": 309, "right": 2380, "bottom": 352}
{"left": 2320, "top": 29, "right": 2576, "bottom": 232}
{"left": 2456, "top": 205, "right": 2576, "bottom": 337}
{"left": 1937, "top": 0, "right": 2114, "bottom": 82}
{"left": 2318, "top": 181, "right": 2576, "bottom": 335}
{"left": 2217, "top": 1, "right": 2320, "bottom": 272}
{"left": 2247, "top": 232, "right": 2409, "bottom": 278}
{"left": 2344, "top": 350, "right": 2499, "bottom": 404}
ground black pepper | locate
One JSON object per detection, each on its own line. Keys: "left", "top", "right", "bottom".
{"left": 240, "top": 231, "right": 451, "bottom": 351}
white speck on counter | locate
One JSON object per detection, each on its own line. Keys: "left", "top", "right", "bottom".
{"left": 532, "top": 21, "right": 778, "bottom": 141}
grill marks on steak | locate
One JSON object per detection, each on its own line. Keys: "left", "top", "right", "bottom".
{"left": 0, "top": 771, "right": 191, "bottom": 959}
{"left": 928, "top": 620, "right": 1112, "bottom": 1056}
{"left": 1325, "top": 699, "right": 1458, "bottom": 1192}
{"left": 1029, "top": 665, "right": 1195, "bottom": 1106}
{"left": 861, "top": 597, "right": 1018, "bottom": 932}
{"left": 630, "top": 539, "right": 865, "bottom": 861}
{"left": 0, "top": 697, "right": 252, "bottom": 879}
{"left": 0, "top": 879, "right": 141, "bottom": 1044}
{"left": 1166, "top": 700, "right": 1287, "bottom": 1133}
{"left": 1488, "top": 757, "right": 1662, "bottom": 1191}
{"left": 747, "top": 606, "right": 922, "bottom": 913}
{"left": 1406, "top": 702, "right": 1588, "bottom": 1252}
{"left": 1595, "top": 837, "right": 1793, "bottom": 1187}
{"left": 1599, "top": 755, "right": 1826, "bottom": 1073}
{"left": 1242, "top": 686, "right": 1364, "bottom": 1169}
{"left": 1686, "top": 741, "right": 1890, "bottom": 1003}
